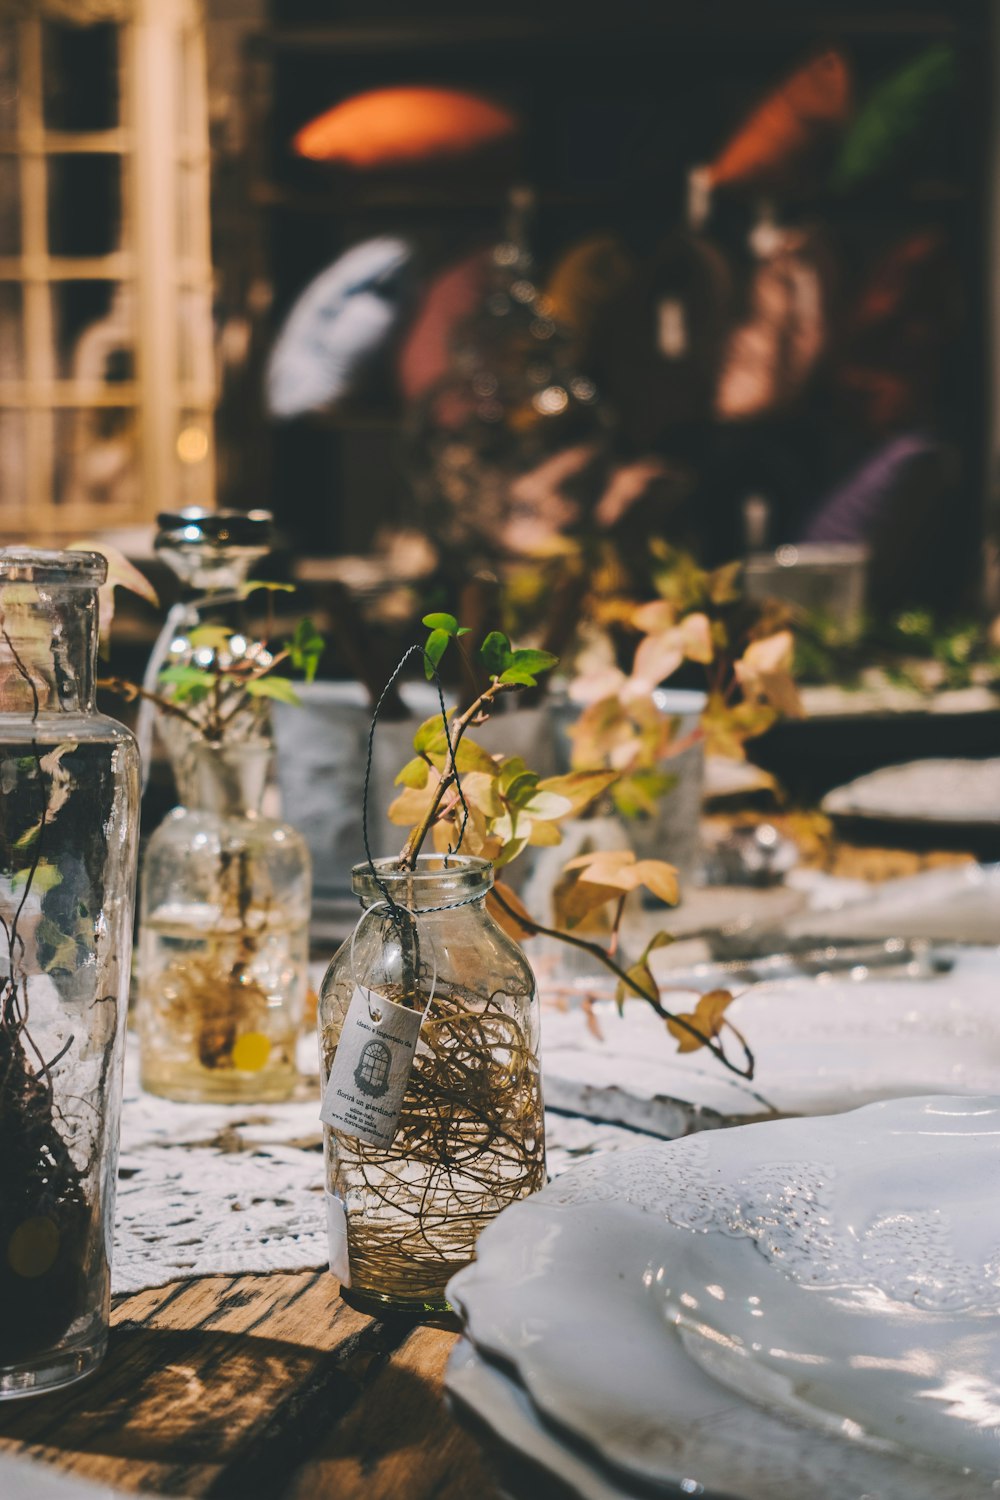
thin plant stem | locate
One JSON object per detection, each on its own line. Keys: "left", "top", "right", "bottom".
{"left": 400, "top": 679, "right": 518, "bottom": 867}
{"left": 488, "top": 886, "right": 757, "bottom": 1082}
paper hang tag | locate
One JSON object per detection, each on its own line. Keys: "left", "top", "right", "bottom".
{"left": 320, "top": 986, "right": 424, "bottom": 1149}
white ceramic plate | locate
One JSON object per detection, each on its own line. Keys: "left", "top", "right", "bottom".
{"left": 447, "top": 1343, "right": 656, "bottom": 1500}
{"left": 822, "top": 758, "right": 1000, "bottom": 826}
{"left": 651, "top": 1096, "right": 1000, "bottom": 1475}
{"left": 447, "top": 1108, "right": 997, "bottom": 1500}
{"left": 542, "top": 945, "right": 1000, "bottom": 1134}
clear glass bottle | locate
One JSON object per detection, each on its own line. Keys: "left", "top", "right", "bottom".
{"left": 318, "top": 855, "right": 545, "bottom": 1312}
{"left": 138, "top": 738, "right": 310, "bottom": 1103}
{"left": 0, "top": 548, "right": 140, "bottom": 1398}
{"left": 137, "top": 507, "right": 275, "bottom": 790}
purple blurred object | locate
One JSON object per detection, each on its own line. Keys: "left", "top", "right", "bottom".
{"left": 801, "top": 432, "right": 939, "bottom": 543}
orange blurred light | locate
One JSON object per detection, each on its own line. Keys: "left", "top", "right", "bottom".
{"left": 293, "top": 86, "right": 518, "bottom": 169}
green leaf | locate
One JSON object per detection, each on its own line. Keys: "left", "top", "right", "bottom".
{"left": 159, "top": 665, "right": 215, "bottom": 688}
{"left": 395, "top": 756, "right": 430, "bottom": 789}
{"left": 421, "top": 612, "right": 459, "bottom": 635}
{"left": 456, "top": 627, "right": 472, "bottom": 637}
{"left": 831, "top": 43, "right": 957, "bottom": 192}
{"left": 504, "top": 771, "right": 540, "bottom": 808}
{"left": 498, "top": 757, "right": 529, "bottom": 797}
{"left": 290, "top": 617, "right": 325, "bottom": 683}
{"left": 611, "top": 770, "right": 678, "bottom": 820}
{"left": 424, "top": 628, "right": 450, "bottom": 680}
{"left": 507, "top": 648, "right": 558, "bottom": 677}
{"left": 498, "top": 667, "right": 539, "bottom": 687}
{"left": 245, "top": 676, "right": 301, "bottom": 704}
{"left": 426, "top": 736, "right": 497, "bottom": 777}
{"left": 480, "top": 631, "right": 512, "bottom": 678}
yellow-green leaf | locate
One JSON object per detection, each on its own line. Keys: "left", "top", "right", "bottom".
{"left": 527, "top": 818, "right": 563, "bottom": 847}
{"left": 187, "top": 625, "right": 234, "bottom": 652}
{"left": 631, "top": 859, "right": 679, "bottom": 906}
{"left": 395, "top": 757, "right": 429, "bottom": 789}
{"left": 535, "top": 770, "right": 617, "bottom": 816}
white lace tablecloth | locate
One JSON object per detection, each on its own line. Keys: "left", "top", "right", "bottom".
{"left": 112, "top": 1039, "right": 648, "bottom": 1295}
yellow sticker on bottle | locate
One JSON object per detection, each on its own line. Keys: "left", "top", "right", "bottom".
{"left": 8, "top": 1216, "right": 60, "bottom": 1279}
{"left": 232, "top": 1031, "right": 271, "bottom": 1072}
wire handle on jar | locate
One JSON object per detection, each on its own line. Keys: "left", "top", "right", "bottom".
{"left": 348, "top": 899, "right": 438, "bottom": 1025}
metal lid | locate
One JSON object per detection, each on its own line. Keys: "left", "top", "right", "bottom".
{"left": 154, "top": 508, "right": 275, "bottom": 552}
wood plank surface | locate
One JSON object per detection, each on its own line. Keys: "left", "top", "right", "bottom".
{"left": 0, "top": 1273, "right": 497, "bottom": 1500}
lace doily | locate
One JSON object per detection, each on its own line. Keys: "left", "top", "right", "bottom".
{"left": 112, "top": 1040, "right": 645, "bottom": 1294}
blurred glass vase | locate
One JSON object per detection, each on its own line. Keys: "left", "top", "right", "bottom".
{"left": 138, "top": 739, "right": 311, "bottom": 1102}
{"left": 0, "top": 549, "right": 140, "bottom": 1398}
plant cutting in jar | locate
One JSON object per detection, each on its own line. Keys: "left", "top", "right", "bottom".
{"left": 317, "top": 613, "right": 762, "bottom": 1315}
{"left": 103, "top": 587, "right": 322, "bottom": 1102}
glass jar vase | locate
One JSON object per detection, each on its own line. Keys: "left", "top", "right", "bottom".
{"left": 138, "top": 739, "right": 311, "bottom": 1103}
{"left": 0, "top": 548, "right": 140, "bottom": 1398}
{"left": 137, "top": 507, "right": 275, "bottom": 797}
{"left": 318, "top": 855, "right": 545, "bottom": 1313}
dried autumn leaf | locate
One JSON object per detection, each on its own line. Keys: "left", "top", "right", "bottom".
{"left": 552, "top": 862, "right": 628, "bottom": 930}
{"left": 564, "top": 848, "right": 642, "bottom": 889}
{"left": 630, "top": 630, "right": 684, "bottom": 692}
{"left": 487, "top": 879, "right": 536, "bottom": 940}
{"left": 701, "top": 692, "right": 776, "bottom": 758}
{"left": 707, "top": 559, "right": 743, "bottom": 605}
{"left": 631, "top": 598, "right": 676, "bottom": 633}
{"left": 666, "top": 987, "right": 736, "bottom": 1054}
{"left": 735, "top": 630, "right": 803, "bottom": 718}
{"left": 527, "top": 818, "right": 563, "bottom": 847}
{"left": 631, "top": 859, "right": 680, "bottom": 906}
{"left": 568, "top": 696, "right": 633, "bottom": 769}
{"left": 387, "top": 775, "right": 440, "bottom": 827}
{"left": 70, "top": 539, "right": 158, "bottom": 649}
{"left": 567, "top": 666, "right": 628, "bottom": 706}
{"left": 679, "top": 611, "right": 714, "bottom": 664}
{"left": 446, "top": 801, "right": 503, "bottom": 861}
{"left": 581, "top": 995, "right": 604, "bottom": 1041}
{"left": 535, "top": 770, "right": 617, "bottom": 816}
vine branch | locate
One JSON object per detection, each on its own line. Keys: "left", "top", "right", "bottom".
{"left": 489, "top": 886, "right": 757, "bottom": 1082}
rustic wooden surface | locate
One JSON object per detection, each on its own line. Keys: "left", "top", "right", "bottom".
{"left": 0, "top": 1272, "right": 499, "bottom": 1500}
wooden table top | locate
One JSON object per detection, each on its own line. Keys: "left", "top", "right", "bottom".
{"left": 0, "top": 1272, "right": 499, "bottom": 1500}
